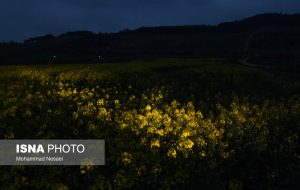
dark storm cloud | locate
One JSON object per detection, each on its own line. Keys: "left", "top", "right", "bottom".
{"left": 0, "top": 0, "right": 299, "bottom": 42}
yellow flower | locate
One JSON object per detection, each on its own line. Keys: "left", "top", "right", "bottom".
{"left": 179, "top": 139, "right": 194, "bottom": 150}
{"left": 150, "top": 139, "right": 160, "bottom": 148}
{"left": 97, "top": 99, "right": 105, "bottom": 106}
{"left": 120, "top": 123, "right": 127, "bottom": 129}
{"left": 145, "top": 105, "right": 152, "bottom": 111}
{"left": 156, "top": 129, "right": 165, "bottom": 136}
{"left": 129, "top": 95, "right": 135, "bottom": 101}
{"left": 121, "top": 152, "right": 132, "bottom": 165}
{"left": 80, "top": 160, "right": 95, "bottom": 174}
{"left": 88, "top": 123, "right": 97, "bottom": 131}
{"left": 147, "top": 127, "right": 156, "bottom": 134}
{"left": 171, "top": 100, "right": 178, "bottom": 108}
{"left": 98, "top": 108, "right": 108, "bottom": 118}
{"left": 174, "top": 109, "right": 180, "bottom": 116}
{"left": 186, "top": 140, "right": 194, "bottom": 149}
{"left": 73, "top": 88, "right": 77, "bottom": 94}
{"left": 187, "top": 120, "right": 198, "bottom": 128}
{"left": 200, "top": 151, "right": 206, "bottom": 158}
{"left": 138, "top": 115, "right": 148, "bottom": 129}
{"left": 167, "top": 149, "right": 177, "bottom": 158}
{"left": 181, "top": 130, "right": 191, "bottom": 138}
{"left": 197, "top": 138, "right": 207, "bottom": 147}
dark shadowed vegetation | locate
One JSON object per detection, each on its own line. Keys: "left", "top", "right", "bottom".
{"left": 0, "top": 59, "right": 299, "bottom": 189}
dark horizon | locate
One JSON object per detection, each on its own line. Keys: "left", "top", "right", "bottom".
{"left": 1, "top": 0, "right": 300, "bottom": 42}
{"left": 1, "top": 12, "right": 300, "bottom": 43}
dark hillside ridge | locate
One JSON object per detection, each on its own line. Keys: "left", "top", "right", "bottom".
{"left": 1, "top": 13, "right": 300, "bottom": 69}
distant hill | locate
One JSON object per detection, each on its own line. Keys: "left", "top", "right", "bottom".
{"left": 1, "top": 13, "right": 300, "bottom": 69}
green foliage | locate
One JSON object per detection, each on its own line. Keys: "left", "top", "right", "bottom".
{"left": 0, "top": 60, "right": 299, "bottom": 189}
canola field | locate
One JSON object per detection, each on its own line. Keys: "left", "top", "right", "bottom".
{"left": 0, "top": 59, "right": 299, "bottom": 189}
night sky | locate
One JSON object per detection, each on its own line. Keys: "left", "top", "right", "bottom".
{"left": 1, "top": 0, "right": 300, "bottom": 42}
